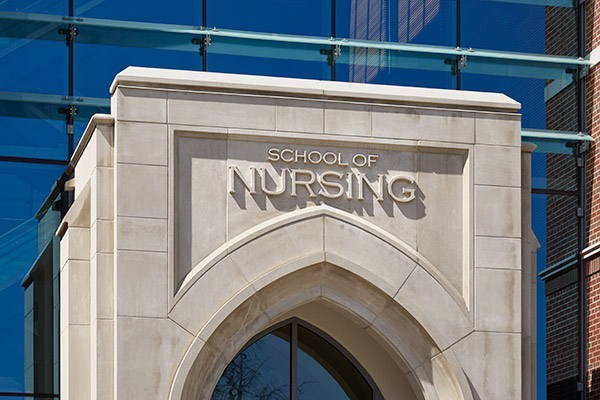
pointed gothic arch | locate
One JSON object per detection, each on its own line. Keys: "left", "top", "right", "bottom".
{"left": 168, "top": 206, "right": 475, "bottom": 400}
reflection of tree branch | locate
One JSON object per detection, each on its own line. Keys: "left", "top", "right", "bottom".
{"left": 212, "top": 344, "right": 289, "bottom": 400}
{"left": 297, "top": 380, "right": 315, "bottom": 400}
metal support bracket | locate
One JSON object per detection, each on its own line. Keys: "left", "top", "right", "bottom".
{"left": 444, "top": 55, "right": 467, "bottom": 76}
{"left": 320, "top": 44, "right": 341, "bottom": 66}
{"left": 566, "top": 65, "right": 588, "bottom": 81}
{"left": 59, "top": 104, "right": 78, "bottom": 135}
{"left": 58, "top": 24, "right": 78, "bottom": 46}
{"left": 192, "top": 35, "right": 211, "bottom": 57}
{"left": 458, "top": 54, "right": 467, "bottom": 70}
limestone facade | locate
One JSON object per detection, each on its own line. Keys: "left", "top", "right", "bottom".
{"left": 57, "top": 67, "right": 538, "bottom": 399}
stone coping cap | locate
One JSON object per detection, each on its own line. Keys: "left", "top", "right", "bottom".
{"left": 110, "top": 67, "right": 521, "bottom": 112}
{"left": 67, "top": 113, "right": 114, "bottom": 175}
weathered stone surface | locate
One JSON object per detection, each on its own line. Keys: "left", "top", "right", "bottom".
{"left": 59, "top": 68, "right": 531, "bottom": 400}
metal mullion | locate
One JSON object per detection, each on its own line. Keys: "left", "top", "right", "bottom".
{"left": 202, "top": 0, "right": 207, "bottom": 71}
{"left": 67, "top": 0, "right": 74, "bottom": 159}
{"left": 331, "top": 0, "right": 336, "bottom": 81}
{"left": 576, "top": 0, "right": 587, "bottom": 395}
{"left": 531, "top": 188, "right": 578, "bottom": 197}
{"left": 0, "top": 392, "right": 59, "bottom": 398}
{"left": 0, "top": 156, "right": 69, "bottom": 165}
{"left": 291, "top": 320, "right": 298, "bottom": 400}
{"left": 456, "top": 0, "right": 461, "bottom": 90}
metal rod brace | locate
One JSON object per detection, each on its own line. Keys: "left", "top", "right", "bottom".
{"left": 58, "top": 24, "right": 78, "bottom": 46}
{"left": 192, "top": 34, "right": 211, "bottom": 56}
{"left": 320, "top": 44, "right": 341, "bottom": 66}
{"left": 444, "top": 55, "right": 467, "bottom": 76}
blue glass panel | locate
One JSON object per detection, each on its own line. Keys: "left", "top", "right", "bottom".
{"left": 0, "top": 0, "right": 66, "bottom": 14}
{"left": 212, "top": 325, "right": 291, "bottom": 400}
{"left": 75, "top": 43, "right": 201, "bottom": 98}
{"left": 0, "top": 117, "right": 67, "bottom": 160}
{"left": 74, "top": 120, "right": 88, "bottom": 150}
{"left": 209, "top": 0, "right": 330, "bottom": 36}
{"left": 74, "top": 0, "right": 202, "bottom": 25}
{"left": 208, "top": 54, "right": 330, "bottom": 81}
{"left": 530, "top": 144, "right": 576, "bottom": 190}
{"left": 531, "top": 151, "right": 547, "bottom": 190}
{"left": 0, "top": 162, "right": 64, "bottom": 393}
{"left": 0, "top": 38, "right": 66, "bottom": 95}
{"left": 461, "top": 74, "right": 546, "bottom": 129}
{"left": 337, "top": 51, "right": 455, "bottom": 87}
{"left": 461, "top": 0, "right": 577, "bottom": 56}
{"left": 336, "top": 0, "right": 456, "bottom": 47}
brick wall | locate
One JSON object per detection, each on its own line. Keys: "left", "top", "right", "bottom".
{"left": 546, "top": 193, "right": 578, "bottom": 265}
{"left": 546, "top": 160, "right": 578, "bottom": 269}
{"left": 547, "top": 282, "right": 580, "bottom": 390}
{"left": 589, "top": 259, "right": 600, "bottom": 397}
{"left": 589, "top": 0, "right": 600, "bottom": 396}
{"left": 546, "top": 6, "right": 578, "bottom": 57}
{"left": 544, "top": 5, "right": 581, "bottom": 397}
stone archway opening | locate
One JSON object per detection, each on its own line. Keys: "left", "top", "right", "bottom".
{"left": 171, "top": 262, "right": 470, "bottom": 400}
{"left": 211, "top": 316, "right": 385, "bottom": 400}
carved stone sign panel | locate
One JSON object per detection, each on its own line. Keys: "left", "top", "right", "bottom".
{"left": 174, "top": 132, "right": 468, "bottom": 297}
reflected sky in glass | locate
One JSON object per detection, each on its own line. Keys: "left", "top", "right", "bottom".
{"left": 212, "top": 326, "right": 291, "bottom": 400}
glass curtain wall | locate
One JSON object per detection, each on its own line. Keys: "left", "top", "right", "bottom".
{"left": 0, "top": 0, "right": 588, "bottom": 398}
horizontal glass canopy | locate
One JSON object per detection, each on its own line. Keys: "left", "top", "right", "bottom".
{"left": 523, "top": 129, "right": 592, "bottom": 154}
{"left": 0, "top": 92, "right": 593, "bottom": 150}
{"left": 0, "top": 11, "right": 592, "bottom": 83}
{"left": 0, "top": 91, "right": 110, "bottom": 121}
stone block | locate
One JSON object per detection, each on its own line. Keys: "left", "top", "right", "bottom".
{"left": 324, "top": 217, "right": 416, "bottom": 297}
{"left": 228, "top": 217, "right": 324, "bottom": 284}
{"left": 416, "top": 151, "right": 466, "bottom": 293}
{"left": 116, "top": 121, "right": 168, "bottom": 166}
{"left": 475, "top": 268, "right": 521, "bottom": 332}
{"left": 62, "top": 325, "right": 91, "bottom": 400}
{"left": 324, "top": 102, "right": 371, "bottom": 137}
{"left": 475, "top": 113, "right": 521, "bottom": 146}
{"left": 394, "top": 266, "right": 472, "bottom": 349}
{"left": 170, "top": 255, "right": 251, "bottom": 334}
{"left": 116, "top": 250, "right": 168, "bottom": 318}
{"left": 64, "top": 227, "right": 90, "bottom": 261}
{"left": 115, "top": 317, "right": 193, "bottom": 399}
{"left": 65, "top": 260, "right": 91, "bottom": 326}
{"left": 90, "top": 219, "right": 114, "bottom": 255}
{"left": 167, "top": 91, "right": 276, "bottom": 129}
{"left": 92, "top": 319, "right": 114, "bottom": 400}
{"left": 91, "top": 167, "right": 114, "bottom": 222}
{"left": 116, "top": 217, "right": 167, "bottom": 252}
{"left": 372, "top": 107, "right": 474, "bottom": 143}
{"left": 452, "top": 331, "right": 521, "bottom": 400}
{"left": 371, "top": 303, "right": 440, "bottom": 371}
{"left": 176, "top": 136, "right": 227, "bottom": 281}
{"left": 475, "top": 237, "right": 521, "bottom": 269}
{"left": 91, "top": 253, "right": 114, "bottom": 320}
{"left": 475, "top": 186, "right": 521, "bottom": 237}
{"left": 474, "top": 145, "right": 521, "bottom": 187}
{"left": 276, "top": 99, "right": 324, "bottom": 133}
{"left": 321, "top": 263, "right": 390, "bottom": 319}
{"left": 114, "top": 87, "right": 167, "bottom": 123}
{"left": 93, "top": 123, "right": 115, "bottom": 168}
{"left": 117, "top": 163, "right": 168, "bottom": 219}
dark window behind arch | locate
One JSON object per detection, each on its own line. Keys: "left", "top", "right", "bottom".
{"left": 211, "top": 318, "right": 383, "bottom": 400}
